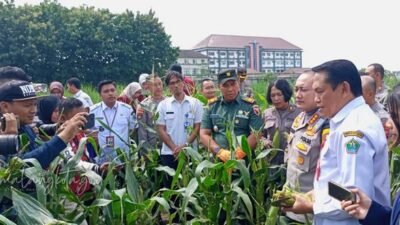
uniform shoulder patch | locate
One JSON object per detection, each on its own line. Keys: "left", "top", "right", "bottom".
{"left": 242, "top": 97, "right": 255, "bottom": 104}
{"left": 208, "top": 97, "right": 218, "bottom": 104}
{"left": 207, "top": 97, "right": 219, "bottom": 105}
{"left": 345, "top": 138, "right": 360, "bottom": 154}
{"left": 343, "top": 131, "right": 364, "bottom": 138}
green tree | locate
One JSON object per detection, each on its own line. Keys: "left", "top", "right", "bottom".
{"left": 0, "top": 0, "right": 178, "bottom": 84}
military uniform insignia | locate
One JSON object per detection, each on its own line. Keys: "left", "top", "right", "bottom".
{"left": 308, "top": 114, "right": 320, "bottom": 126}
{"left": 292, "top": 114, "right": 302, "bottom": 129}
{"left": 208, "top": 97, "right": 218, "bottom": 105}
{"left": 297, "top": 155, "right": 305, "bottom": 165}
{"left": 343, "top": 131, "right": 364, "bottom": 138}
{"left": 346, "top": 138, "right": 360, "bottom": 154}
{"left": 296, "top": 142, "right": 308, "bottom": 152}
{"left": 300, "top": 136, "right": 311, "bottom": 145}
{"left": 242, "top": 97, "right": 255, "bottom": 104}
{"left": 305, "top": 126, "right": 315, "bottom": 136}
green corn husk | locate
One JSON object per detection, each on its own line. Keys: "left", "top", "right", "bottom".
{"left": 271, "top": 187, "right": 296, "bottom": 207}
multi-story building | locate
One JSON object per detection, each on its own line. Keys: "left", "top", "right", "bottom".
{"left": 193, "top": 34, "right": 302, "bottom": 74}
{"left": 177, "top": 50, "right": 209, "bottom": 76}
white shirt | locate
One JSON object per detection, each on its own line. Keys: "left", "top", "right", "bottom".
{"left": 313, "top": 97, "right": 390, "bottom": 225}
{"left": 90, "top": 101, "right": 136, "bottom": 163}
{"left": 74, "top": 90, "right": 94, "bottom": 108}
{"left": 156, "top": 95, "right": 203, "bottom": 155}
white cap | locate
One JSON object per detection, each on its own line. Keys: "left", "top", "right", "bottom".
{"left": 139, "top": 73, "right": 149, "bottom": 86}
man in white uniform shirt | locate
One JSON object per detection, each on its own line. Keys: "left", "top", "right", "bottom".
{"left": 284, "top": 59, "right": 390, "bottom": 225}
{"left": 67, "top": 77, "right": 94, "bottom": 108}
{"left": 90, "top": 80, "right": 136, "bottom": 164}
{"left": 156, "top": 70, "right": 203, "bottom": 187}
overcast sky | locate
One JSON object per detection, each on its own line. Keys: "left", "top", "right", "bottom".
{"left": 15, "top": 0, "right": 400, "bottom": 71}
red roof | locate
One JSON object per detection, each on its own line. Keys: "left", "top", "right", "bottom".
{"left": 193, "top": 34, "right": 302, "bottom": 50}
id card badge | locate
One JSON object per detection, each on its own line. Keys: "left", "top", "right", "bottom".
{"left": 106, "top": 136, "right": 115, "bottom": 148}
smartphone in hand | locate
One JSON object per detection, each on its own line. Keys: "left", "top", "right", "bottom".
{"left": 328, "top": 181, "right": 356, "bottom": 203}
{"left": 84, "top": 113, "right": 95, "bottom": 129}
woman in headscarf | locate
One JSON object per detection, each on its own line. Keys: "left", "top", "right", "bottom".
{"left": 117, "top": 81, "right": 143, "bottom": 112}
{"left": 49, "top": 81, "right": 66, "bottom": 100}
{"left": 37, "top": 95, "right": 60, "bottom": 124}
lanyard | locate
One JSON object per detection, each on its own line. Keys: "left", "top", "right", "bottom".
{"left": 102, "top": 103, "right": 118, "bottom": 135}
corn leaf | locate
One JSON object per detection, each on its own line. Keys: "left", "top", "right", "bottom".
{"left": 232, "top": 186, "right": 253, "bottom": 219}
{"left": 0, "top": 215, "right": 16, "bottom": 225}
{"left": 11, "top": 187, "right": 71, "bottom": 225}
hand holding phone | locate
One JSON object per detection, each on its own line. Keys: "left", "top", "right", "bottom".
{"left": 328, "top": 181, "right": 357, "bottom": 203}
{"left": 84, "top": 113, "right": 95, "bottom": 129}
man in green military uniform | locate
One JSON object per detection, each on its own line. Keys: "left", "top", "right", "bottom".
{"left": 200, "top": 68, "right": 264, "bottom": 162}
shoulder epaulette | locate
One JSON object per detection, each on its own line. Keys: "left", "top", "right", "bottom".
{"left": 242, "top": 97, "right": 255, "bottom": 104}
{"left": 90, "top": 103, "right": 101, "bottom": 110}
{"left": 208, "top": 97, "right": 219, "bottom": 105}
{"left": 120, "top": 102, "right": 132, "bottom": 109}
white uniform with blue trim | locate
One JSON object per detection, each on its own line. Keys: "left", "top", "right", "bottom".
{"left": 156, "top": 95, "right": 203, "bottom": 155}
{"left": 313, "top": 96, "right": 390, "bottom": 225}
{"left": 90, "top": 101, "right": 136, "bottom": 163}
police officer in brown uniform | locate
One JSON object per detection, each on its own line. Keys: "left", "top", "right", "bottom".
{"left": 281, "top": 71, "right": 330, "bottom": 224}
{"left": 262, "top": 79, "right": 301, "bottom": 165}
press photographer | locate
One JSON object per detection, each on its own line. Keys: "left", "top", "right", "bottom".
{"left": 0, "top": 80, "right": 88, "bottom": 168}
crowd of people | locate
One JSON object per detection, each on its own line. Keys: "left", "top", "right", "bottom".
{"left": 0, "top": 59, "right": 399, "bottom": 224}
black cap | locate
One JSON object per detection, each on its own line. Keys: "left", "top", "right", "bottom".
{"left": 0, "top": 80, "right": 37, "bottom": 102}
{"left": 169, "top": 64, "right": 182, "bottom": 74}
{"left": 237, "top": 67, "right": 247, "bottom": 78}
{"left": 218, "top": 69, "right": 237, "bottom": 84}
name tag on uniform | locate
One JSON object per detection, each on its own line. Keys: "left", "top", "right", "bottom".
{"left": 106, "top": 136, "right": 115, "bottom": 148}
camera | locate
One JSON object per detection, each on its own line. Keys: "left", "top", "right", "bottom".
{"left": 37, "top": 123, "right": 58, "bottom": 137}
{"left": 1, "top": 116, "right": 20, "bottom": 132}
{"left": 0, "top": 134, "right": 19, "bottom": 155}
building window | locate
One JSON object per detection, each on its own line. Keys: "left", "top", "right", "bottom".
{"left": 228, "top": 51, "right": 236, "bottom": 57}
{"left": 220, "top": 60, "right": 227, "bottom": 66}
{"left": 285, "top": 60, "right": 294, "bottom": 66}
{"left": 295, "top": 60, "right": 301, "bottom": 67}
{"left": 184, "top": 59, "right": 189, "bottom": 64}
{"left": 262, "top": 52, "right": 267, "bottom": 59}
{"left": 239, "top": 51, "right": 245, "bottom": 57}
{"left": 201, "top": 59, "right": 206, "bottom": 64}
{"left": 275, "top": 60, "right": 283, "bottom": 66}
{"left": 208, "top": 51, "right": 215, "bottom": 56}
{"left": 219, "top": 51, "right": 227, "bottom": 58}
{"left": 295, "top": 52, "right": 301, "bottom": 58}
